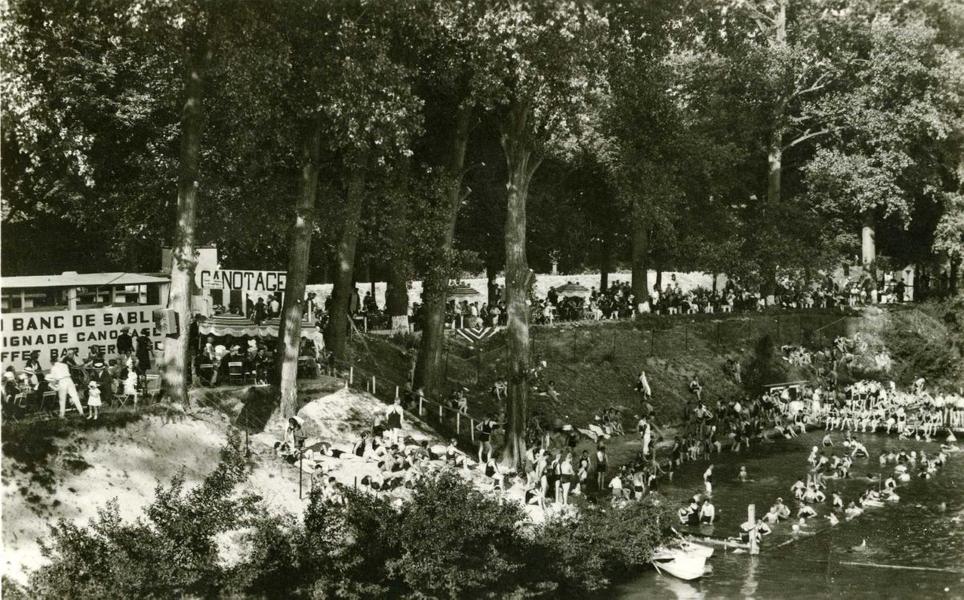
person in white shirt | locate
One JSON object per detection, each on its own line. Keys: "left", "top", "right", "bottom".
{"left": 48, "top": 355, "right": 85, "bottom": 418}
{"left": 700, "top": 499, "right": 716, "bottom": 523}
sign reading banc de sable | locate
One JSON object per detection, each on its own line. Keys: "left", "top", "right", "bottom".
{"left": 195, "top": 269, "right": 287, "bottom": 292}
{"left": 1, "top": 306, "right": 163, "bottom": 364}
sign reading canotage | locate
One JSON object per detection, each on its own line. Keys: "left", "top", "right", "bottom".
{"left": 1, "top": 307, "right": 164, "bottom": 363}
{"left": 196, "top": 269, "right": 287, "bottom": 292}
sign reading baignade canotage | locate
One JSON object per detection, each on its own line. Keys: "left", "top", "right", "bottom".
{"left": 0, "top": 306, "right": 164, "bottom": 364}
{"left": 195, "top": 269, "right": 287, "bottom": 292}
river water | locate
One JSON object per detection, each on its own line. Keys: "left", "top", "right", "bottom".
{"left": 618, "top": 431, "right": 964, "bottom": 599}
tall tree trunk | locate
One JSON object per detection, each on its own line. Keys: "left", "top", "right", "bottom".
{"left": 599, "top": 233, "right": 612, "bottom": 292}
{"left": 762, "top": 0, "right": 787, "bottom": 300}
{"left": 861, "top": 210, "right": 877, "bottom": 302}
{"left": 500, "top": 105, "right": 540, "bottom": 470}
{"left": 655, "top": 267, "right": 662, "bottom": 292}
{"left": 631, "top": 203, "right": 650, "bottom": 305}
{"left": 277, "top": 121, "right": 322, "bottom": 418}
{"left": 324, "top": 161, "right": 368, "bottom": 361}
{"left": 386, "top": 263, "right": 409, "bottom": 325}
{"left": 414, "top": 104, "right": 472, "bottom": 396}
{"left": 861, "top": 210, "right": 876, "bottom": 267}
{"left": 162, "top": 34, "right": 209, "bottom": 405}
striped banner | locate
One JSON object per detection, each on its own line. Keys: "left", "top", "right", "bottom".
{"left": 454, "top": 326, "right": 497, "bottom": 345}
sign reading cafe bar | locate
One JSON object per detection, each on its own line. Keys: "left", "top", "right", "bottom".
{"left": 1, "top": 306, "right": 163, "bottom": 363}
{"left": 196, "top": 269, "right": 287, "bottom": 292}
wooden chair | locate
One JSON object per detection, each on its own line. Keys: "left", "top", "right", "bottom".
{"left": 228, "top": 361, "right": 244, "bottom": 385}
{"left": 40, "top": 390, "right": 58, "bottom": 414}
{"left": 143, "top": 374, "right": 161, "bottom": 402}
{"left": 197, "top": 363, "right": 215, "bottom": 386}
{"left": 4, "top": 392, "right": 28, "bottom": 422}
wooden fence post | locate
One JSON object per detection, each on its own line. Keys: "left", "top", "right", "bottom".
{"left": 419, "top": 396, "right": 424, "bottom": 416}
{"left": 349, "top": 366, "right": 354, "bottom": 385}
{"left": 372, "top": 375, "right": 376, "bottom": 395}
{"left": 748, "top": 504, "right": 759, "bottom": 555}
{"left": 456, "top": 412, "right": 461, "bottom": 434}
{"left": 470, "top": 418, "right": 475, "bottom": 442}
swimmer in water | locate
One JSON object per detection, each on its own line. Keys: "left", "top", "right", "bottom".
{"left": 827, "top": 512, "right": 840, "bottom": 526}
{"left": 832, "top": 492, "right": 844, "bottom": 510}
{"left": 822, "top": 433, "right": 833, "bottom": 447}
{"left": 738, "top": 465, "right": 749, "bottom": 482}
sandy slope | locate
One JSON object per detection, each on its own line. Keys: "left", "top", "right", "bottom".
{"left": 1, "top": 383, "right": 465, "bottom": 585}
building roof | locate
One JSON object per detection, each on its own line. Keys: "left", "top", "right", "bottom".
{"left": 1, "top": 272, "right": 170, "bottom": 289}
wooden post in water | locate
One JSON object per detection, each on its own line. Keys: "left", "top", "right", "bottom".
{"left": 456, "top": 412, "right": 461, "bottom": 434}
{"left": 395, "top": 385, "right": 399, "bottom": 400}
{"left": 748, "top": 504, "right": 759, "bottom": 555}
{"left": 371, "top": 375, "right": 376, "bottom": 395}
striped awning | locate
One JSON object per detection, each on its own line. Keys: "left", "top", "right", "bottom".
{"left": 198, "top": 313, "right": 321, "bottom": 342}
{"left": 555, "top": 283, "right": 591, "bottom": 297}
{"left": 448, "top": 283, "right": 481, "bottom": 299}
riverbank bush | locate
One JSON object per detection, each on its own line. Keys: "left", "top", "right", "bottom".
{"left": 28, "top": 430, "right": 260, "bottom": 599}
{"left": 25, "top": 438, "right": 674, "bottom": 599}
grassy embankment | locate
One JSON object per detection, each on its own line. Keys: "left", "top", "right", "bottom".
{"left": 347, "top": 300, "right": 964, "bottom": 429}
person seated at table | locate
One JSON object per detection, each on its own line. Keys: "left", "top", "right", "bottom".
{"left": 195, "top": 351, "right": 215, "bottom": 386}
{"left": 255, "top": 347, "right": 272, "bottom": 384}
{"left": 215, "top": 345, "right": 242, "bottom": 383}
{"left": 20, "top": 365, "right": 40, "bottom": 394}
{"left": 24, "top": 351, "right": 44, "bottom": 377}
{"left": 3, "top": 367, "right": 19, "bottom": 401}
{"left": 245, "top": 339, "right": 258, "bottom": 366}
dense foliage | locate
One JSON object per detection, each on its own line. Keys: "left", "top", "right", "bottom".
{"left": 20, "top": 442, "right": 674, "bottom": 599}
{"left": 2, "top": 0, "right": 960, "bottom": 282}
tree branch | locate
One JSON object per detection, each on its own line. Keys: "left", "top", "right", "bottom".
{"left": 791, "top": 72, "right": 832, "bottom": 99}
{"left": 783, "top": 128, "right": 833, "bottom": 150}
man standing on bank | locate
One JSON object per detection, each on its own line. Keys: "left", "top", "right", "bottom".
{"left": 49, "top": 354, "right": 85, "bottom": 418}
{"left": 117, "top": 326, "right": 134, "bottom": 359}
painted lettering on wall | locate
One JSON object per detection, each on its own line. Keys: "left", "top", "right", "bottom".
{"left": 1, "top": 306, "right": 163, "bottom": 366}
{"left": 196, "top": 269, "right": 287, "bottom": 292}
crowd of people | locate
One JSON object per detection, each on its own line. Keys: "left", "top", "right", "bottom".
{"left": 1, "top": 328, "right": 156, "bottom": 419}
{"left": 730, "top": 431, "right": 954, "bottom": 546}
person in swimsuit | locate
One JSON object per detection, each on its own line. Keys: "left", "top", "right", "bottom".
{"left": 559, "top": 452, "right": 575, "bottom": 505}
{"left": 595, "top": 443, "right": 609, "bottom": 490}
{"left": 476, "top": 415, "right": 496, "bottom": 463}
{"left": 703, "top": 464, "right": 714, "bottom": 496}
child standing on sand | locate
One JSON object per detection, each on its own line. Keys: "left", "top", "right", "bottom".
{"left": 86, "top": 381, "right": 102, "bottom": 420}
